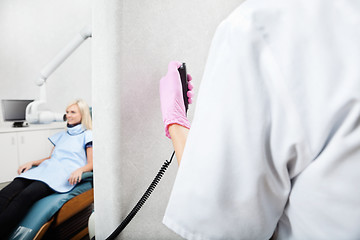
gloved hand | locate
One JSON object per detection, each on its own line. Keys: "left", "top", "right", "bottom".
{"left": 160, "top": 61, "right": 194, "bottom": 138}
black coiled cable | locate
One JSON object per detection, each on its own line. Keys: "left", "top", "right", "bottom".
{"left": 105, "top": 151, "right": 175, "bottom": 240}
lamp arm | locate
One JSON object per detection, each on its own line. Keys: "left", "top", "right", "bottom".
{"left": 26, "top": 25, "right": 91, "bottom": 124}
{"left": 36, "top": 25, "right": 92, "bottom": 87}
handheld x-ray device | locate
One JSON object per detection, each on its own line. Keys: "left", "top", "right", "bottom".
{"left": 105, "top": 63, "right": 189, "bottom": 240}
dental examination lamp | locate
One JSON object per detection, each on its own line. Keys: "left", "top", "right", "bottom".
{"left": 26, "top": 25, "right": 92, "bottom": 124}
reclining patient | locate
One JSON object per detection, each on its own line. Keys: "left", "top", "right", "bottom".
{"left": 0, "top": 99, "right": 93, "bottom": 239}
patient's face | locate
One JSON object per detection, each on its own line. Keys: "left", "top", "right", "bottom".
{"left": 66, "top": 104, "right": 82, "bottom": 125}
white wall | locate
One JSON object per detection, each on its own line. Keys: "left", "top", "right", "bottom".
{"left": 0, "top": 0, "right": 91, "bottom": 124}
{"left": 93, "top": 1, "right": 244, "bottom": 239}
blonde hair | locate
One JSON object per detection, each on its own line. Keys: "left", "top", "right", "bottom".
{"left": 66, "top": 99, "right": 92, "bottom": 130}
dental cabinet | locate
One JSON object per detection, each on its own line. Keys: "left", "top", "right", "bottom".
{"left": 0, "top": 122, "right": 65, "bottom": 183}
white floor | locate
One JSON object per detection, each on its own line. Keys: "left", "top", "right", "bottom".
{"left": 0, "top": 181, "right": 10, "bottom": 190}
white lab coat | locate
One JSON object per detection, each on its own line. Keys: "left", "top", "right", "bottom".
{"left": 163, "top": 0, "right": 360, "bottom": 239}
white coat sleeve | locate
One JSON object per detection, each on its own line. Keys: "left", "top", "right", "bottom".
{"left": 163, "top": 6, "right": 312, "bottom": 240}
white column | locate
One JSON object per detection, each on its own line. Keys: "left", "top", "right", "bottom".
{"left": 92, "top": 1, "right": 124, "bottom": 239}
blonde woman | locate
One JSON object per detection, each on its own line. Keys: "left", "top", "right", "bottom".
{"left": 0, "top": 99, "right": 93, "bottom": 238}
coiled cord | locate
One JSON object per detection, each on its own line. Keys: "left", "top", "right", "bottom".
{"left": 105, "top": 151, "right": 176, "bottom": 240}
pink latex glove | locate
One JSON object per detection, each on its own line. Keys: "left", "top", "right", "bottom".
{"left": 160, "top": 61, "right": 194, "bottom": 138}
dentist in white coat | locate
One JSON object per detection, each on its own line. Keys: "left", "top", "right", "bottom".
{"left": 159, "top": 0, "right": 360, "bottom": 239}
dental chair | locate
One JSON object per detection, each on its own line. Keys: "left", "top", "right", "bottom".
{"left": 9, "top": 172, "right": 94, "bottom": 240}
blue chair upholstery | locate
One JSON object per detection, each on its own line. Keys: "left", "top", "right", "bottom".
{"left": 10, "top": 172, "right": 93, "bottom": 240}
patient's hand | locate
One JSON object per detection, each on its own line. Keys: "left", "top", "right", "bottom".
{"left": 69, "top": 168, "right": 83, "bottom": 185}
{"left": 18, "top": 162, "right": 33, "bottom": 175}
